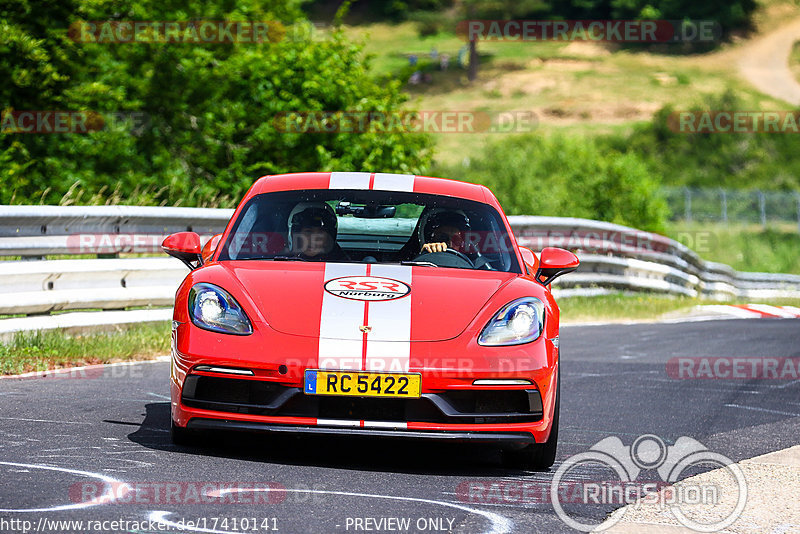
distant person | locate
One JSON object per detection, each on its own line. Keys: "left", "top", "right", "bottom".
{"left": 457, "top": 46, "right": 468, "bottom": 68}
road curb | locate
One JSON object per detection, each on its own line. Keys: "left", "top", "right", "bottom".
{"left": 603, "top": 445, "right": 800, "bottom": 533}
{"left": 0, "top": 354, "right": 170, "bottom": 380}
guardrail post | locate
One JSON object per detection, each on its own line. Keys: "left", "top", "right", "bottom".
{"left": 720, "top": 189, "right": 727, "bottom": 224}
{"left": 683, "top": 187, "right": 692, "bottom": 222}
{"left": 796, "top": 193, "right": 800, "bottom": 234}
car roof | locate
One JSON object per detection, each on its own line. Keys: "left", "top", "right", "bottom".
{"left": 246, "top": 172, "right": 494, "bottom": 205}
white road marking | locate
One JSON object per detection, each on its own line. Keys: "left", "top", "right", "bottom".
{"left": 771, "top": 379, "right": 800, "bottom": 389}
{"left": 0, "top": 461, "right": 124, "bottom": 512}
{"left": 724, "top": 404, "right": 800, "bottom": 417}
{"left": 0, "top": 416, "right": 90, "bottom": 425}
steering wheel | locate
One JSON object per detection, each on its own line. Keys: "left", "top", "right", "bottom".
{"left": 413, "top": 248, "right": 474, "bottom": 268}
{"left": 473, "top": 255, "right": 495, "bottom": 270}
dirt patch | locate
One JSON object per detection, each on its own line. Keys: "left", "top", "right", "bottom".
{"left": 562, "top": 41, "right": 617, "bottom": 57}
{"left": 538, "top": 101, "right": 661, "bottom": 124}
{"left": 540, "top": 58, "right": 596, "bottom": 70}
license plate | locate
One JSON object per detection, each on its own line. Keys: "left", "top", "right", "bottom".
{"left": 304, "top": 370, "right": 421, "bottom": 398}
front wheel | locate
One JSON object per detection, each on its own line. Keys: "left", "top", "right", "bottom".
{"left": 170, "top": 418, "right": 196, "bottom": 447}
{"left": 503, "top": 370, "right": 560, "bottom": 470}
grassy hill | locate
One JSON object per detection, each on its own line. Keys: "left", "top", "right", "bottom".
{"left": 341, "top": 1, "right": 800, "bottom": 166}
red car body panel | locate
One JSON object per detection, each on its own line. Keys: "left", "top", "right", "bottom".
{"left": 169, "top": 173, "right": 565, "bottom": 448}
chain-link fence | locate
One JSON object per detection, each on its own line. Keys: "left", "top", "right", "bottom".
{"left": 663, "top": 187, "right": 800, "bottom": 229}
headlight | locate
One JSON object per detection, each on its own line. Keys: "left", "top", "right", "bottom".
{"left": 188, "top": 283, "right": 252, "bottom": 335}
{"left": 478, "top": 297, "right": 544, "bottom": 346}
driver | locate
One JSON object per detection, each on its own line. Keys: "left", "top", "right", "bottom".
{"left": 420, "top": 210, "right": 471, "bottom": 254}
{"left": 287, "top": 202, "right": 350, "bottom": 261}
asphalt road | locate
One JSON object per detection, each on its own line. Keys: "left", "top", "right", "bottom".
{"left": 0, "top": 319, "right": 798, "bottom": 534}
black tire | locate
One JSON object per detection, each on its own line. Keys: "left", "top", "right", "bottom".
{"left": 170, "top": 418, "right": 195, "bottom": 447}
{"left": 503, "top": 369, "right": 560, "bottom": 470}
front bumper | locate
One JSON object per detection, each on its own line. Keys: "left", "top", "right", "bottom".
{"left": 181, "top": 374, "right": 543, "bottom": 424}
{"left": 187, "top": 418, "right": 536, "bottom": 445}
{"left": 170, "top": 321, "right": 559, "bottom": 445}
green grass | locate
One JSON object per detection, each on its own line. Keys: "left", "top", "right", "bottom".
{"left": 339, "top": 12, "right": 795, "bottom": 167}
{"left": 0, "top": 322, "right": 170, "bottom": 375}
{"left": 791, "top": 40, "right": 800, "bottom": 83}
{"left": 2, "top": 288, "right": 799, "bottom": 374}
{"left": 558, "top": 293, "right": 800, "bottom": 323}
{"left": 666, "top": 222, "right": 800, "bottom": 274}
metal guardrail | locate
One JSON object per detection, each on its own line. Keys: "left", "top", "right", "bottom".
{"left": 0, "top": 205, "right": 233, "bottom": 256}
{"left": 1, "top": 206, "right": 799, "bottom": 335}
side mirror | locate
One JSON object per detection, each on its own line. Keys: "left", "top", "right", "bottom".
{"left": 162, "top": 232, "right": 202, "bottom": 270}
{"left": 201, "top": 234, "right": 222, "bottom": 264}
{"left": 537, "top": 247, "right": 579, "bottom": 286}
{"left": 518, "top": 246, "right": 539, "bottom": 275}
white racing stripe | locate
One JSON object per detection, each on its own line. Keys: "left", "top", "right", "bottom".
{"left": 317, "top": 419, "right": 362, "bottom": 427}
{"left": 372, "top": 173, "right": 415, "bottom": 191}
{"left": 329, "top": 172, "right": 371, "bottom": 189}
{"left": 318, "top": 264, "right": 368, "bottom": 370}
{"left": 365, "top": 265, "right": 412, "bottom": 373}
{"left": 362, "top": 421, "right": 408, "bottom": 429}
{"left": 328, "top": 172, "right": 416, "bottom": 191}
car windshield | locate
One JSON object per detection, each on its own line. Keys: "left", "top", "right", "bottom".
{"left": 217, "top": 190, "right": 521, "bottom": 273}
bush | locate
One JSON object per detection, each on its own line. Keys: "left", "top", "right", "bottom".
{"left": 603, "top": 90, "right": 800, "bottom": 191}
{"left": 438, "top": 134, "right": 669, "bottom": 232}
{"left": 0, "top": 0, "right": 434, "bottom": 207}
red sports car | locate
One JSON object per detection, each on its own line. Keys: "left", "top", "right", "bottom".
{"left": 162, "top": 172, "right": 578, "bottom": 469}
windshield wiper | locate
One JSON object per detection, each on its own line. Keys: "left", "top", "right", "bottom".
{"left": 401, "top": 261, "right": 438, "bottom": 268}
{"left": 272, "top": 255, "right": 309, "bottom": 261}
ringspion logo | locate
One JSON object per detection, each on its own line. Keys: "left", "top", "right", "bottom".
{"left": 550, "top": 434, "right": 747, "bottom": 532}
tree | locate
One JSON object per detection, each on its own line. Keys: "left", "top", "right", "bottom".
{"left": 457, "top": 0, "right": 549, "bottom": 82}
{"left": 1, "top": 0, "right": 433, "bottom": 206}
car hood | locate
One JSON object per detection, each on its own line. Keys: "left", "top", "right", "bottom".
{"left": 219, "top": 261, "right": 516, "bottom": 342}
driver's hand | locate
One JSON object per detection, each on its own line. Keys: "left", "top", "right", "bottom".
{"left": 421, "top": 242, "right": 448, "bottom": 253}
